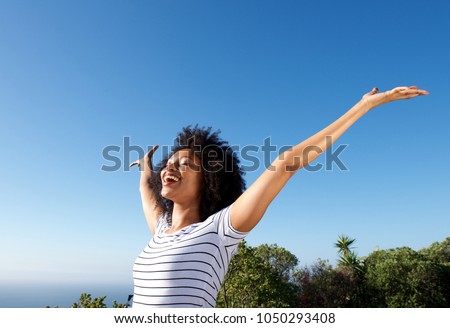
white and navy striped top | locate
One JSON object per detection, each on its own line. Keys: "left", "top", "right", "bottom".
{"left": 132, "top": 205, "right": 247, "bottom": 308}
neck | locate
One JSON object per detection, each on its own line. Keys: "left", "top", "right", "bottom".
{"left": 167, "top": 203, "right": 201, "bottom": 233}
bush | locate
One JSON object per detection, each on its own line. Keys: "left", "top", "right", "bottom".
{"left": 293, "top": 259, "right": 361, "bottom": 307}
{"left": 364, "top": 247, "right": 447, "bottom": 307}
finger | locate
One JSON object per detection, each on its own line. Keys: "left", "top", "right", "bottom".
{"left": 129, "top": 161, "right": 140, "bottom": 168}
{"left": 386, "top": 86, "right": 429, "bottom": 101}
{"left": 368, "top": 87, "right": 378, "bottom": 95}
{"left": 146, "top": 145, "right": 159, "bottom": 170}
{"left": 411, "top": 87, "right": 429, "bottom": 95}
{"left": 394, "top": 86, "right": 408, "bottom": 93}
{"left": 148, "top": 145, "right": 159, "bottom": 157}
{"left": 146, "top": 145, "right": 159, "bottom": 161}
{"left": 363, "top": 87, "right": 379, "bottom": 98}
{"left": 411, "top": 89, "right": 429, "bottom": 97}
{"left": 401, "top": 88, "right": 429, "bottom": 99}
{"left": 399, "top": 86, "right": 420, "bottom": 93}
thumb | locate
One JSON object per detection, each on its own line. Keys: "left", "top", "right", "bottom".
{"left": 366, "top": 87, "right": 379, "bottom": 96}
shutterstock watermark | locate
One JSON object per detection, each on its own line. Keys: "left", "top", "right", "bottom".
{"left": 101, "top": 136, "right": 349, "bottom": 173}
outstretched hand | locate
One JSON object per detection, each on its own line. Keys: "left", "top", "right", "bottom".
{"left": 129, "top": 145, "right": 159, "bottom": 172}
{"left": 362, "top": 86, "right": 429, "bottom": 109}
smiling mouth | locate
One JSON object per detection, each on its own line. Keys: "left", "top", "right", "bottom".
{"left": 164, "top": 175, "right": 180, "bottom": 183}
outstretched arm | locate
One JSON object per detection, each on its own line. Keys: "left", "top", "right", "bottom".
{"left": 130, "top": 145, "right": 162, "bottom": 235}
{"left": 230, "top": 86, "right": 429, "bottom": 232}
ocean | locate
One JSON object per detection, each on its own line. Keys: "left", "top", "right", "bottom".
{"left": 0, "top": 282, "right": 133, "bottom": 308}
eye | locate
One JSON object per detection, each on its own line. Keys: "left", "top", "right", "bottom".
{"left": 178, "top": 162, "right": 190, "bottom": 171}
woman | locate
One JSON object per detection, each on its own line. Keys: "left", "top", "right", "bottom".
{"left": 130, "top": 86, "right": 428, "bottom": 308}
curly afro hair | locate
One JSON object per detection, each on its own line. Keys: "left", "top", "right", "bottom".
{"left": 150, "top": 125, "right": 246, "bottom": 222}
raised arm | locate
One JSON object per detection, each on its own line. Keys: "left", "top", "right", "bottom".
{"left": 130, "top": 145, "right": 162, "bottom": 235}
{"left": 231, "top": 86, "right": 429, "bottom": 232}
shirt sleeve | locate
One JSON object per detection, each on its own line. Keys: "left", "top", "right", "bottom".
{"left": 213, "top": 205, "right": 248, "bottom": 259}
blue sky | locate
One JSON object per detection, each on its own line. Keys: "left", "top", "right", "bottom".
{"left": 1, "top": 0, "right": 449, "bottom": 305}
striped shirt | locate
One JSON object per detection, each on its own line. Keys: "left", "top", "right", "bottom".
{"left": 132, "top": 205, "right": 247, "bottom": 308}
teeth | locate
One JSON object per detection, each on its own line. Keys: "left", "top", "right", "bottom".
{"left": 165, "top": 175, "right": 180, "bottom": 182}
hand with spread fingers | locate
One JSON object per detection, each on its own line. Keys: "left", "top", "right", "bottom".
{"left": 130, "top": 145, "right": 159, "bottom": 171}
{"left": 362, "top": 86, "right": 429, "bottom": 109}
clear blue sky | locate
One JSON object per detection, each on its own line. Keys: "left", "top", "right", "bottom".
{"left": 1, "top": 0, "right": 449, "bottom": 301}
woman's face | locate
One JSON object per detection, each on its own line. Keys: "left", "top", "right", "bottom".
{"left": 160, "top": 149, "right": 203, "bottom": 205}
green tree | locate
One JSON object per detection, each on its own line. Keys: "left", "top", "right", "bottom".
{"left": 364, "top": 247, "right": 447, "bottom": 307}
{"left": 418, "top": 237, "right": 450, "bottom": 263}
{"left": 254, "top": 243, "right": 299, "bottom": 281}
{"left": 418, "top": 237, "right": 450, "bottom": 306}
{"left": 216, "top": 241, "right": 299, "bottom": 307}
{"left": 71, "top": 293, "right": 107, "bottom": 308}
{"left": 334, "top": 234, "right": 356, "bottom": 257}
{"left": 334, "top": 234, "right": 365, "bottom": 279}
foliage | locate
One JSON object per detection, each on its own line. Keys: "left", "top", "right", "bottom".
{"left": 71, "top": 293, "right": 108, "bottom": 308}
{"left": 254, "top": 243, "right": 299, "bottom": 281}
{"left": 334, "top": 234, "right": 365, "bottom": 279}
{"left": 418, "top": 237, "right": 450, "bottom": 306}
{"left": 293, "top": 259, "right": 360, "bottom": 307}
{"left": 216, "top": 241, "right": 299, "bottom": 308}
{"left": 47, "top": 293, "right": 130, "bottom": 308}
{"left": 334, "top": 235, "right": 356, "bottom": 257}
{"left": 418, "top": 237, "right": 450, "bottom": 263}
{"left": 112, "top": 300, "right": 130, "bottom": 308}
{"left": 364, "top": 247, "right": 447, "bottom": 307}
{"left": 218, "top": 236, "right": 449, "bottom": 308}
